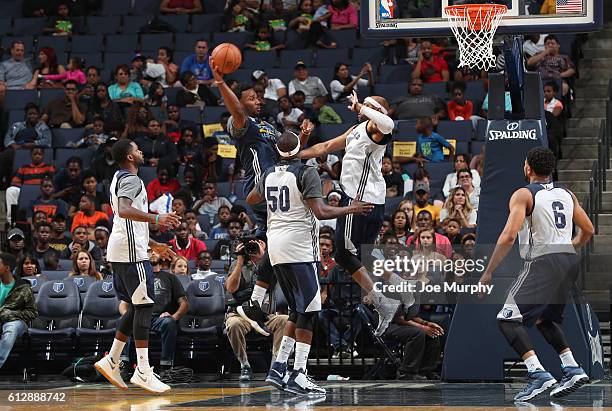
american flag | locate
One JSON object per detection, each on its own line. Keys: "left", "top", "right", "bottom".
{"left": 556, "top": 0, "right": 583, "bottom": 13}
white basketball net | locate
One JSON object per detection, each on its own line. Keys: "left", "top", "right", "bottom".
{"left": 445, "top": 4, "right": 507, "bottom": 71}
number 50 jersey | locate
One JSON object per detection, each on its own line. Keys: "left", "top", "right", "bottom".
{"left": 518, "top": 182, "right": 576, "bottom": 260}
{"left": 255, "top": 160, "right": 323, "bottom": 266}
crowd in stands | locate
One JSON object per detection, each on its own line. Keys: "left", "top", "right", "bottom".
{"left": 0, "top": 0, "right": 577, "bottom": 381}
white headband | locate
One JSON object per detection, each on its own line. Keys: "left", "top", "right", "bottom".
{"left": 363, "top": 97, "right": 388, "bottom": 115}
{"left": 277, "top": 132, "right": 301, "bottom": 158}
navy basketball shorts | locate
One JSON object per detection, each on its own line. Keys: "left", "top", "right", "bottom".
{"left": 335, "top": 193, "right": 385, "bottom": 260}
{"left": 497, "top": 253, "right": 579, "bottom": 326}
{"left": 274, "top": 262, "right": 322, "bottom": 314}
{"left": 112, "top": 261, "right": 155, "bottom": 306}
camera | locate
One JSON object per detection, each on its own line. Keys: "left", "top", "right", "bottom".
{"left": 231, "top": 230, "right": 260, "bottom": 257}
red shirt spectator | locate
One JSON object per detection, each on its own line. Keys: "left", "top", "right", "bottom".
{"left": 412, "top": 40, "right": 450, "bottom": 83}
{"left": 406, "top": 232, "right": 453, "bottom": 258}
{"left": 10, "top": 148, "right": 55, "bottom": 187}
{"left": 146, "top": 166, "right": 181, "bottom": 202}
{"left": 447, "top": 100, "right": 473, "bottom": 121}
{"left": 169, "top": 222, "right": 207, "bottom": 261}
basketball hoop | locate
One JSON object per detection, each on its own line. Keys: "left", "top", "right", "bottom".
{"left": 445, "top": 3, "right": 507, "bottom": 71}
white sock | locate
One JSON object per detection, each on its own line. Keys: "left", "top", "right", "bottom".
{"left": 136, "top": 347, "right": 150, "bottom": 372}
{"left": 108, "top": 338, "right": 126, "bottom": 364}
{"left": 276, "top": 336, "right": 295, "bottom": 364}
{"left": 293, "top": 342, "right": 311, "bottom": 372}
{"left": 251, "top": 285, "right": 267, "bottom": 306}
{"left": 524, "top": 354, "right": 544, "bottom": 372}
{"left": 560, "top": 350, "right": 579, "bottom": 368}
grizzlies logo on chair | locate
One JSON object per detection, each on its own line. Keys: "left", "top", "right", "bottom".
{"left": 53, "top": 282, "right": 65, "bottom": 293}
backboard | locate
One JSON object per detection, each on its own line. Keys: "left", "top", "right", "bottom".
{"left": 362, "top": 0, "right": 603, "bottom": 37}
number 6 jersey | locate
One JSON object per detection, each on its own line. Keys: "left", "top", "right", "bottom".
{"left": 518, "top": 182, "right": 576, "bottom": 260}
{"left": 255, "top": 159, "right": 323, "bottom": 266}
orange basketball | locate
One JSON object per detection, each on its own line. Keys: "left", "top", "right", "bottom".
{"left": 211, "top": 43, "right": 242, "bottom": 74}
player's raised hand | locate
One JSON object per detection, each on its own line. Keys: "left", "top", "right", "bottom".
{"left": 349, "top": 199, "right": 374, "bottom": 215}
{"left": 158, "top": 212, "right": 181, "bottom": 229}
{"left": 209, "top": 56, "right": 224, "bottom": 82}
{"left": 300, "top": 119, "right": 314, "bottom": 137}
{"left": 347, "top": 90, "right": 362, "bottom": 113}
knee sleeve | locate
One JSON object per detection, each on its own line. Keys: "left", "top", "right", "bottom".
{"left": 288, "top": 310, "right": 298, "bottom": 324}
{"left": 296, "top": 312, "right": 315, "bottom": 332}
{"left": 498, "top": 320, "right": 533, "bottom": 357}
{"left": 117, "top": 303, "right": 135, "bottom": 336}
{"left": 536, "top": 320, "right": 569, "bottom": 353}
{"left": 133, "top": 305, "right": 153, "bottom": 341}
{"left": 335, "top": 249, "right": 363, "bottom": 275}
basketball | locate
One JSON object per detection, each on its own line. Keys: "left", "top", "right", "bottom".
{"left": 211, "top": 43, "right": 242, "bottom": 74}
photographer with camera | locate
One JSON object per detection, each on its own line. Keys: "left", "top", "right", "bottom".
{"left": 225, "top": 238, "right": 288, "bottom": 382}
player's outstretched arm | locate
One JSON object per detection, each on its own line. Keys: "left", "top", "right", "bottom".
{"left": 118, "top": 197, "right": 181, "bottom": 228}
{"left": 570, "top": 192, "right": 595, "bottom": 248}
{"left": 298, "top": 127, "right": 353, "bottom": 160}
{"left": 305, "top": 197, "right": 373, "bottom": 220}
{"left": 209, "top": 56, "right": 247, "bottom": 130}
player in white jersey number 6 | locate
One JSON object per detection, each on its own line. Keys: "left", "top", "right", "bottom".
{"left": 95, "top": 139, "right": 181, "bottom": 394}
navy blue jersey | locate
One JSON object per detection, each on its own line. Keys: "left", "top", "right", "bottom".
{"left": 228, "top": 116, "right": 280, "bottom": 194}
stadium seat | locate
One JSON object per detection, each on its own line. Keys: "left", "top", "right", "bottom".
{"left": 191, "top": 14, "right": 223, "bottom": 34}
{"left": 471, "top": 140, "right": 485, "bottom": 156}
{"left": 4, "top": 89, "right": 37, "bottom": 111}
{"left": 138, "top": 166, "right": 157, "bottom": 186}
{"left": 55, "top": 148, "right": 95, "bottom": 168}
{"left": 210, "top": 260, "right": 226, "bottom": 272}
{"left": 104, "top": 52, "right": 134, "bottom": 70}
{"left": 427, "top": 162, "right": 455, "bottom": 188}
{"left": 39, "top": 88, "right": 65, "bottom": 109}
{"left": 328, "top": 29, "right": 357, "bottom": 49}
{"left": 202, "top": 0, "right": 226, "bottom": 14}
{"left": 68, "top": 275, "right": 97, "bottom": 304}
{"left": 74, "top": 52, "right": 103, "bottom": 68}
{"left": 315, "top": 48, "right": 350, "bottom": 67}
{"left": 149, "top": 106, "right": 164, "bottom": 121}
{"left": 243, "top": 50, "right": 277, "bottom": 69}
{"left": 229, "top": 69, "right": 254, "bottom": 83}
{"left": 475, "top": 119, "right": 487, "bottom": 141}
{"left": 465, "top": 80, "right": 486, "bottom": 102}
{"left": 180, "top": 106, "right": 202, "bottom": 123}
{"left": 384, "top": 196, "right": 404, "bottom": 217}
{"left": 212, "top": 32, "right": 250, "bottom": 49}
{"left": 202, "top": 106, "right": 228, "bottom": 124}
{"left": 0, "top": 0, "right": 21, "bottom": 17}
{"left": 1, "top": 36, "right": 34, "bottom": 53}
{"left": 8, "top": 110, "right": 25, "bottom": 127}
{"left": 140, "top": 33, "right": 174, "bottom": 51}
{"left": 320, "top": 123, "right": 349, "bottom": 141}
{"left": 86, "top": 15, "right": 121, "bottom": 34}
{"left": 285, "top": 30, "right": 307, "bottom": 50}
{"left": 379, "top": 65, "right": 412, "bottom": 83}
{"left": 132, "top": 0, "right": 161, "bottom": 15}
{"left": 36, "top": 36, "right": 69, "bottom": 53}
{"left": 279, "top": 49, "right": 314, "bottom": 69}
{"left": 13, "top": 148, "right": 53, "bottom": 172}
{"left": 12, "top": 17, "right": 46, "bottom": 36}
{"left": 23, "top": 276, "right": 48, "bottom": 295}
{"left": 423, "top": 82, "right": 448, "bottom": 98}
{"left": 105, "top": 34, "right": 138, "bottom": 53}
{"left": 437, "top": 121, "right": 473, "bottom": 142}
{"left": 158, "top": 14, "right": 190, "bottom": 32}
{"left": 178, "top": 275, "right": 190, "bottom": 290}
{"left": 100, "top": 0, "right": 131, "bottom": 16}
{"left": 203, "top": 239, "right": 219, "bottom": 251}
{"left": 71, "top": 34, "right": 104, "bottom": 53}
{"left": 374, "top": 83, "right": 409, "bottom": 103}
{"left": 121, "top": 15, "right": 153, "bottom": 34}
{"left": 327, "top": 104, "right": 354, "bottom": 123}
{"left": 175, "top": 32, "right": 211, "bottom": 51}
{"left": 303, "top": 67, "right": 332, "bottom": 88}
{"left": 76, "top": 280, "right": 120, "bottom": 348}
{"left": 0, "top": 17, "right": 10, "bottom": 36}
{"left": 17, "top": 185, "right": 42, "bottom": 211}
{"left": 395, "top": 120, "right": 418, "bottom": 141}
{"left": 58, "top": 259, "right": 73, "bottom": 270}
{"left": 42, "top": 271, "right": 71, "bottom": 281}
{"left": 352, "top": 47, "right": 385, "bottom": 67}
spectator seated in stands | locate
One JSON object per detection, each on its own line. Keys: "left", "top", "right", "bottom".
{"left": 15, "top": 253, "right": 40, "bottom": 279}
{"left": 41, "top": 80, "right": 87, "bottom": 128}
{"left": 252, "top": 70, "right": 286, "bottom": 103}
{"left": 150, "top": 220, "right": 174, "bottom": 244}
{"left": 190, "top": 251, "right": 215, "bottom": 279}
{"left": 543, "top": 81, "right": 564, "bottom": 159}
{"left": 390, "top": 209, "right": 412, "bottom": 244}
{"left": 26, "top": 176, "right": 65, "bottom": 221}
{"left": 210, "top": 205, "right": 233, "bottom": 240}
{"left": 94, "top": 225, "right": 110, "bottom": 263}
{"left": 177, "top": 70, "right": 219, "bottom": 108}
{"left": 288, "top": 61, "right": 329, "bottom": 105}
{"left": 312, "top": 95, "right": 342, "bottom": 124}
{"left": 147, "top": 165, "right": 181, "bottom": 203}
{"left": 43, "top": 2, "right": 74, "bottom": 35}
{"left": 193, "top": 182, "right": 233, "bottom": 224}
{"left": 319, "top": 234, "right": 336, "bottom": 277}
{"left": 60, "top": 225, "right": 103, "bottom": 263}
{"left": 81, "top": 66, "right": 101, "bottom": 96}
{"left": 145, "top": 82, "right": 168, "bottom": 110}
{"left": 412, "top": 182, "right": 441, "bottom": 227}
{"left": 164, "top": 104, "right": 197, "bottom": 142}
{"left": 5, "top": 146, "right": 55, "bottom": 223}
{"left": 411, "top": 40, "right": 450, "bottom": 84}
{"left": 25, "top": 47, "right": 65, "bottom": 90}
{"left": 135, "top": 119, "right": 179, "bottom": 168}
{"left": 123, "top": 104, "right": 154, "bottom": 139}
{"left": 382, "top": 156, "right": 404, "bottom": 198}
{"left": 246, "top": 25, "right": 286, "bottom": 52}
{"left": 69, "top": 118, "right": 107, "bottom": 149}
{"left": 184, "top": 209, "right": 208, "bottom": 240}
{"left": 120, "top": 249, "right": 189, "bottom": 373}
{"left": 456, "top": 168, "right": 480, "bottom": 211}
{"left": 442, "top": 217, "right": 462, "bottom": 246}
{"left": 211, "top": 218, "right": 243, "bottom": 260}
{"left": 460, "top": 232, "right": 476, "bottom": 258}
{"left": 157, "top": 47, "right": 180, "bottom": 87}
{"left": 527, "top": 34, "right": 575, "bottom": 96}
{"left": 447, "top": 81, "right": 482, "bottom": 126}
{"left": 48, "top": 214, "right": 71, "bottom": 254}
{"left": 439, "top": 187, "right": 477, "bottom": 229}
{"left": 86, "top": 83, "right": 124, "bottom": 133}
{"left": 171, "top": 255, "right": 189, "bottom": 276}
{"left": 389, "top": 78, "right": 447, "bottom": 122}
{"left": 160, "top": 0, "right": 203, "bottom": 14}
{"left": 327, "top": 0, "right": 357, "bottom": 29}
{"left": 32, "top": 222, "right": 53, "bottom": 260}
{"left": 330, "top": 62, "right": 373, "bottom": 103}
{"left": 0, "top": 253, "right": 38, "bottom": 370}
{"left": 230, "top": 204, "right": 256, "bottom": 231}
{"left": 53, "top": 156, "right": 84, "bottom": 207}
{"left": 171, "top": 193, "right": 191, "bottom": 220}
{"left": 306, "top": 151, "right": 340, "bottom": 195}
{"left": 42, "top": 57, "right": 86, "bottom": 86}
{"left": 442, "top": 153, "right": 481, "bottom": 199}
{"left": 224, "top": 0, "right": 258, "bottom": 32}
{"left": 263, "top": 0, "right": 292, "bottom": 29}
{"left": 523, "top": 34, "right": 546, "bottom": 59}
{"left": 43, "top": 249, "right": 60, "bottom": 271}
{"left": 109, "top": 64, "right": 145, "bottom": 107}
{"left": 194, "top": 138, "right": 226, "bottom": 183}
{"left": 416, "top": 117, "right": 454, "bottom": 163}
{"left": 407, "top": 210, "right": 452, "bottom": 258}
{"left": 0, "top": 41, "right": 33, "bottom": 105}
{"left": 70, "top": 194, "right": 109, "bottom": 237}
{"left": 180, "top": 40, "right": 214, "bottom": 86}
{"left": 411, "top": 227, "right": 448, "bottom": 279}
{"left": 177, "top": 127, "right": 202, "bottom": 164}
{"left": 79, "top": 170, "right": 111, "bottom": 214}
{"left": 69, "top": 250, "right": 103, "bottom": 280}
{"left": 319, "top": 191, "right": 341, "bottom": 230}
{"left": 169, "top": 222, "right": 207, "bottom": 262}
{"left": 277, "top": 95, "right": 305, "bottom": 133}
{"left": 225, "top": 239, "right": 288, "bottom": 381}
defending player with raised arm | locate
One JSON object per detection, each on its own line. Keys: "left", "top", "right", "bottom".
{"left": 479, "top": 147, "right": 594, "bottom": 402}
{"left": 95, "top": 139, "right": 181, "bottom": 394}
{"left": 299, "top": 91, "right": 410, "bottom": 336}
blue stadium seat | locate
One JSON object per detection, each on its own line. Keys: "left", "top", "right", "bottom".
{"left": 0, "top": 0, "right": 22, "bottom": 17}
{"left": 13, "top": 148, "right": 53, "bottom": 172}
{"left": 39, "top": 88, "right": 65, "bottom": 109}
{"left": 176, "top": 33, "right": 211, "bottom": 51}
{"left": 58, "top": 259, "right": 73, "bottom": 270}
{"left": 319, "top": 123, "right": 348, "bottom": 141}
{"left": 1, "top": 36, "right": 34, "bottom": 52}
{"left": 138, "top": 166, "right": 157, "bottom": 185}
{"left": 163, "top": 86, "right": 179, "bottom": 105}
{"left": 52, "top": 128, "right": 85, "bottom": 147}
{"left": 243, "top": 50, "right": 277, "bottom": 69}
{"left": 423, "top": 81, "right": 448, "bottom": 98}
{"left": 272, "top": 30, "right": 286, "bottom": 47}
{"left": 328, "top": 29, "right": 357, "bottom": 49}
{"left": 106, "top": 34, "right": 138, "bottom": 53}
{"left": 76, "top": 279, "right": 120, "bottom": 342}
{"left": 261, "top": 68, "right": 292, "bottom": 85}
{"left": 8, "top": 110, "right": 25, "bottom": 127}
{"left": 23, "top": 276, "right": 48, "bottom": 295}
{"left": 395, "top": 120, "right": 418, "bottom": 141}
{"left": 71, "top": 16, "right": 87, "bottom": 35}
{"left": 74, "top": 52, "right": 103, "bottom": 68}
{"left": 374, "top": 83, "right": 409, "bottom": 103}
{"left": 470, "top": 140, "right": 484, "bottom": 156}
{"left": 202, "top": 106, "right": 229, "bottom": 124}
{"left": 4, "top": 89, "right": 37, "bottom": 111}
{"left": 203, "top": 238, "right": 218, "bottom": 251}
{"left": 315, "top": 48, "right": 349, "bottom": 67}
{"left": 68, "top": 275, "right": 97, "bottom": 304}
{"left": 285, "top": 30, "right": 307, "bottom": 50}
{"left": 17, "top": 185, "right": 42, "bottom": 211}
{"left": 43, "top": 271, "right": 71, "bottom": 281}
{"left": 71, "top": 35, "right": 104, "bottom": 53}
{"left": 180, "top": 106, "right": 202, "bottom": 123}
{"left": 149, "top": 106, "right": 164, "bottom": 121}
{"left": 54, "top": 148, "right": 95, "bottom": 168}
{"left": 178, "top": 275, "right": 190, "bottom": 290}
{"left": 379, "top": 65, "right": 412, "bottom": 83}
{"left": 465, "top": 80, "right": 485, "bottom": 102}
{"left": 475, "top": 119, "right": 487, "bottom": 141}
{"left": 132, "top": 0, "right": 161, "bottom": 15}
{"left": 427, "top": 162, "right": 455, "bottom": 188}
{"left": 279, "top": 49, "right": 314, "bottom": 69}
{"left": 352, "top": 47, "right": 385, "bottom": 66}
{"left": 191, "top": 14, "right": 223, "bottom": 34}
{"left": 104, "top": 52, "right": 134, "bottom": 70}
{"left": 36, "top": 36, "right": 69, "bottom": 53}
{"left": 303, "top": 67, "right": 332, "bottom": 88}
{"left": 327, "top": 103, "right": 355, "bottom": 123}
{"left": 384, "top": 196, "right": 404, "bottom": 217}
{"left": 229, "top": 69, "right": 254, "bottom": 83}
{"left": 140, "top": 33, "right": 174, "bottom": 51}
{"left": 12, "top": 17, "right": 46, "bottom": 36}
{"left": 122, "top": 15, "right": 153, "bottom": 34}
{"left": 100, "top": 0, "right": 131, "bottom": 16}
{"left": 436, "top": 120, "right": 473, "bottom": 142}
{"left": 86, "top": 16, "right": 121, "bottom": 34}
{"left": 158, "top": 14, "right": 190, "bottom": 32}
{"left": 202, "top": 0, "right": 226, "bottom": 13}
{"left": 212, "top": 32, "right": 250, "bottom": 49}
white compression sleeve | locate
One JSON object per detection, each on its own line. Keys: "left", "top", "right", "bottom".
{"left": 359, "top": 105, "right": 394, "bottom": 135}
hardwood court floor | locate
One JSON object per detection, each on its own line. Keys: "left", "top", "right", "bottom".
{"left": 0, "top": 380, "right": 611, "bottom": 410}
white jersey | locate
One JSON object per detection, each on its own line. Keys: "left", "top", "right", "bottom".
{"left": 257, "top": 160, "right": 321, "bottom": 266}
{"left": 518, "top": 182, "right": 576, "bottom": 259}
{"left": 340, "top": 121, "right": 391, "bottom": 205}
{"left": 107, "top": 170, "right": 150, "bottom": 263}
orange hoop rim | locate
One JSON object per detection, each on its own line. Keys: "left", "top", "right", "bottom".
{"left": 444, "top": 3, "right": 508, "bottom": 17}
